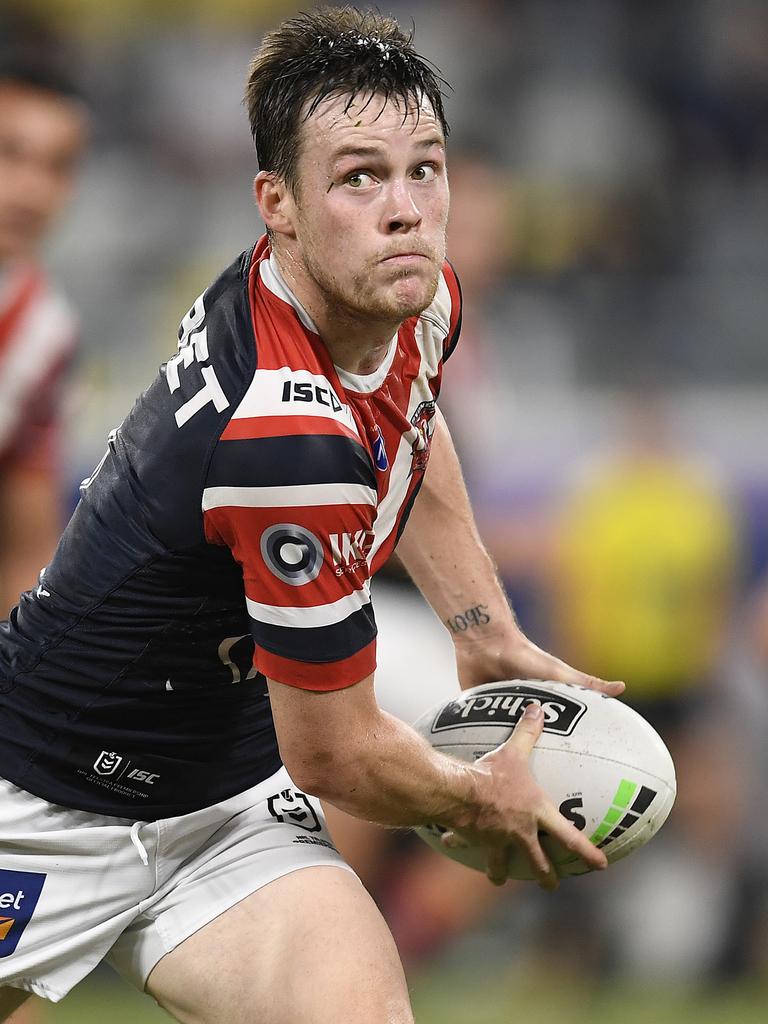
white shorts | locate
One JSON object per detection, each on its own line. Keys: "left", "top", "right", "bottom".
{"left": 0, "top": 767, "right": 351, "bottom": 1002}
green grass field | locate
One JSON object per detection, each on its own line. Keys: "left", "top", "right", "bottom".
{"left": 36, "top": 969, "right": 768, "bottom": 1024}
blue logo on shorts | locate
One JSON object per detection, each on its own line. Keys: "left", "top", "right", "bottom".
{"left": 0, "top": 869, "right": 46, "bottom": 957}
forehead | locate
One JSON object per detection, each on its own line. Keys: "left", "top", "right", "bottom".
{"left": 0, "top": 83, "right": 87, "bottom": 147}
{"left": 299, "top": 91, "right": 444, "bottom": 159}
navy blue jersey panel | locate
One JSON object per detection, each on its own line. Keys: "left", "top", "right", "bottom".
{"left": 0, "top": 251, "right": 285, "bottom": 818}
{"left": 250, "top": 602, "right": 377, "bottom": 663}
{"left": 207, "top": 434, "right": 376, "bottom": 490}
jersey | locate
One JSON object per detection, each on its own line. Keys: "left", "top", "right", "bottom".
{"left": 554, "top": 456, "right": 737, "bottom": 694}
{"left": 0, "top": 263, "right": 77, "bottom": 474}
{"left": 0, "top": 237, "right": 462, "bottom": 819}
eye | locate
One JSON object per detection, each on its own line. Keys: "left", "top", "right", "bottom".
{"left": 412, "top": 164, "right": 437, "bottom": 182}
{"left": 346, "top": 171, "right": 375, "bottom": 189}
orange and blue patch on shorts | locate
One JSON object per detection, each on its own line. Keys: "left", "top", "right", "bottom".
{"left": 0, "top": 869, "right": 46, "bottom": 957}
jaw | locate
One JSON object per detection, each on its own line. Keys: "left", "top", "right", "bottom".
{"left": 350, "top": 258, "right": 442, "bottom": 319}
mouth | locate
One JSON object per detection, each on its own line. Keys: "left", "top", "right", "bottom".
{"left": 380, "top": 253, "right": 430, "bottom": 267}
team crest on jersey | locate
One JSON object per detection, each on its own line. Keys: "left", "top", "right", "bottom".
{"left": 372, "top": 424, "right": 389, "bottom": 472}
{"left": 410, "top": 400, "right": 436, "bottom": 473}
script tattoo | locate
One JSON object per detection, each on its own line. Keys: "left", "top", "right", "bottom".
{"left": 446, "top": 604, "right": 491, "bottom": 634}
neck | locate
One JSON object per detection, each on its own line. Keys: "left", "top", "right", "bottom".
{"left": 273, "top": 245, "right": 399, "bottom": 375}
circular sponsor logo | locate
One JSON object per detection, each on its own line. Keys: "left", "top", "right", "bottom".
{"left": 260, "top": 524, "right": 324, "bottom": 586}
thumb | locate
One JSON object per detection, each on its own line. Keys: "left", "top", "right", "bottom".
{"left": 502, "top": 701, "right": 544, "bottom": 758}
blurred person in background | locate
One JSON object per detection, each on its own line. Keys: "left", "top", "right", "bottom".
{"left": 545, "top": 391, "right": 750, "bottom": 979}
{"left": 0, "top": 52, "right": 88, "bottom": 1024}
{"left": 0, "top": 58, "right": 88, "bottom": 616}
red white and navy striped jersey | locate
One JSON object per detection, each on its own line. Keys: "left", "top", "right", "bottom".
{"left": 0, "top": 263, "right": 77, "bottom": 473}
{"left": 205, "top": 236, "right": 461, "bottom": 691}
{"left": 0, "top": 238, "right": 461, "bottom": 818}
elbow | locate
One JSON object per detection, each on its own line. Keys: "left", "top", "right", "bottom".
{"left": 280, "top": 746, "right": 356, "bottom": 802}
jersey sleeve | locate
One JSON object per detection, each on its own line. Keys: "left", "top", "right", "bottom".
{"left": 203, "top": 416, "right": 378, "bottom": 691}
{"left": 437, "top": 261, "right": 462, "bottom": 362}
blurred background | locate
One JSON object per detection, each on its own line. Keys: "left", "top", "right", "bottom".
{"left": 2, "top": 0, "right": 768, "bottom": 1021}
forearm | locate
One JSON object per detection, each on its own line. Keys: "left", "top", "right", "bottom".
{"left": 268, "top": 677, "right": 489, "bottom": 830}
{"left": 396, "top": 409, "right": 522, "bottom": 683}
{"left": 0, "top": 469, "right": 62, "bottom": 617}
{"left": 396, "top": 412, "right": 626, "bottom": 696}
{"left": 317, "top": 712, "right": 482, "bottom": 827}
{"left": 267, "top": 670, "right": 610, "bottom": 888}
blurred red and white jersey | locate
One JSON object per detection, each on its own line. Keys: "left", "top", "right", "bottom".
{"left": 0, "top": 263, "right": 77, "bottom": 473}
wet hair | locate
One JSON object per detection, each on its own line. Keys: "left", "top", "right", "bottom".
{"left": 0, "top": 55, "right": 84, "bottom": 104}
{"left": 245, "top": 6, "right": 449, "bottom": 190}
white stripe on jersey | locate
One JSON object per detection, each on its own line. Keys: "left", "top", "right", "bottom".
{"left": 0, "top": 280, "right": 76, "bottom": 449}
{"left": 203, "top": 482, "right": 377, "bottom": 510}
{"left": 230, "top": 366, "right": 358, "bottom": 432}
{"left": 366, "top": 271, "right": 452, "bottom": 565}
{"left": 247, "top": 582, "right": 371, "bottom": 628}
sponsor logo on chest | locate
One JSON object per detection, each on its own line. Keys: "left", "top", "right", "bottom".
{"left": 281, "top": 378, "right": 345, "bottom": 413}
{"left": 330, "top": 530, "right": 375, "bottom": 575}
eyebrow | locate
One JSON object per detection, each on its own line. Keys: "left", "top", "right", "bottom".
{"left": 330, "top": 136, "right": 445, "bottom": 163}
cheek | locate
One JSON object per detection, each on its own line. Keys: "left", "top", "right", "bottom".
{"left": 433, "top": 190, "right": 451, "bottom": 230}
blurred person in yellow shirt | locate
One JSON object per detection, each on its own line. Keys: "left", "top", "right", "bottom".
{"left": 553, "top": 393, "right": 737, "bottom": 729}
{"left": 548, "top": 392, "right": 750, "bottom": 979}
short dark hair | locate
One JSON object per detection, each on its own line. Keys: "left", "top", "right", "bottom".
{"left": 245, "top": 6, "right": 449, "bottom": 189}
{"left": 0, "top": 55, "right": 84, "bottom": 104}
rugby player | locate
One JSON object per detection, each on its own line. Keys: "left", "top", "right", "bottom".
{"left": 0, "top": 59, "right": 87, "bottom": 617}
{"left": 0, "top": 10, "right": 622, "bottom": 1023}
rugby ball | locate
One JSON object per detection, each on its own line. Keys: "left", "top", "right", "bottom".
{"left": 412, "top": 680, "right": 676, "bottom": 879}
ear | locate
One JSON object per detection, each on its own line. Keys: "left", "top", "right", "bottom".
{"left": 254, "top": 171, "right": 296, "bottom": 238}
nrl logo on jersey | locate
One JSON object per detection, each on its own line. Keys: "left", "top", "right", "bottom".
{"left": 94, "top": 751, "right": 123, "bottom": 776}
{"left": 410, "top": 400, "right": 436, "bottom": 473}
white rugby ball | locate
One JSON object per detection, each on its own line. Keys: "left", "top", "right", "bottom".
{"left": 412, "top": 680, "right": 676, "bottom": 879}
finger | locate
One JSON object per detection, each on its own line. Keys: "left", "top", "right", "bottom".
{"left": 516, "top": 642, "right": 625, "bottom": 697}
{"left": 500, "top": 701, "right": 544, "bottom": 758}
{"left": 577, "top": 675, "right": 625, "bottom": 697}
{"left": 485, "top": 847, "right": 509, "bottom": 887}
{"left": 546, "top": 661, "right": 625, "bottom": 697}
{"left": 540, "top": 806, "right": 608, "bottom": 872}
{"left": 515, "top": 831, "right": 559, "bottom": 891}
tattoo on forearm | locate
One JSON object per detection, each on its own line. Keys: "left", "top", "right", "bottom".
{"left": 446, "top": 604, "right": 490, "bottom": 634}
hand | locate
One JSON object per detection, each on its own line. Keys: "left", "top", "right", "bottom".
{"left": 454, "top": 626, "right": 625, "bottom": 698}
{"left": 442, "top": 703, "right": 609, "bottom": 890}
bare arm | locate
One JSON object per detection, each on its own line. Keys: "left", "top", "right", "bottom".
{"left": 396, "top": 408, "right": 624, "bottom": 695}
{"left": 0, "top": 468, "right": 61, "bottom": 616}
{"left": 268, "top": 672, "right": 607, "bottom": 889}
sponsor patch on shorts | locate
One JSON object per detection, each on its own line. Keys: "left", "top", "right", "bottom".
{"left": 0, "top": 869, "right": 46, "bottom": 957}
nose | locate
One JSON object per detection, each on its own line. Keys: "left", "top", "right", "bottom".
{"left": 382, "top": 179, "right": 422, "bottom": 233}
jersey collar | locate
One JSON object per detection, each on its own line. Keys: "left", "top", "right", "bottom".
{"left": 261, "top": 250, "right": 398, "bottom": 396}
